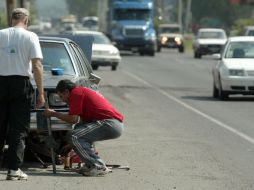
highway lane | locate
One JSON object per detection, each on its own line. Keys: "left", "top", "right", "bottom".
{"left": 95, "top": 49, "right": 254, "bottom": 189}
{"left": 1, "top": 49, "right": 254, "bottom": 190}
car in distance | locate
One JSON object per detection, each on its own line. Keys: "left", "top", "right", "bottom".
{"left": 244, "top": 26, "right": 254, "bottom": 36}
{"left": 66, "top": 30, "right": 121, "bottom": 71}
{"left": 157, "top": 24, "right": 184, "bottom": 53}
{"left": 28, "top": 36, "right": 101, "bottom": 160}
{"left": 193, "top": 28, "right": 227, "bottom": 58}
{"left": 212, "top": 36, "right": 254, "bottom": 100}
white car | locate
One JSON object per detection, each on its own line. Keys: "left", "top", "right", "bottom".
{"left": 193, "top": 28, "right": 227, "bottom": 58}
{"left": 212, "top": 36, "right": 254, "bottom": 100}
{"left": 68, "top": 30, "right": 121, "bottom": 71}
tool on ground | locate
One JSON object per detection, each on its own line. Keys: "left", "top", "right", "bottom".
{"left": 106, "top": 164, "right": 130, "bottom": 170}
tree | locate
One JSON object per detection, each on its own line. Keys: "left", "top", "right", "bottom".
{"left": 192, "top": 0, "right": 232, "bottom": 29}
{"left": 191, "top": 0, "right": 253, "bottom": 32}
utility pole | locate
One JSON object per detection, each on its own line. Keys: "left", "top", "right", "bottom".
{"left": 20, "top": 0, "right": 27, "bottom": 7}
{"left": 178, "top": 0, "right": 183, "bottom": 33}
{"left": 6, "top": 0, "right": 16, "bottom": 26}
{"left": 185, "top": 0, "right": 192, "bottom": 33}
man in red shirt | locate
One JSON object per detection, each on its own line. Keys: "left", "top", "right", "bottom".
{"left": 44, "top": 79, "right": 124, "bottom": 176}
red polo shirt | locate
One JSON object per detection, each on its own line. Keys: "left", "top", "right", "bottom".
{"left": 69, "top": 87, "right": 123, "bottom": 123}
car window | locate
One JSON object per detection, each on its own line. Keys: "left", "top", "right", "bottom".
{"left": 225, "top": 41, "right": 254, "bottom": 58}
{"left": 40, "top": 42, "right": 75, "bottom": 75}
{"left": 198, "top": 31, "right": 225, "bottom": 39}
{"left": 92, "top": 34, "right": 111, "bottom": 44}
{"left": 69, "top": 42, "right": 91, "bottom": 77}
{"left": 159, "top": 27, "right": 180, "bottom": 33}
{"left": 247, "top": 30, "right": 254, "bottom": 36}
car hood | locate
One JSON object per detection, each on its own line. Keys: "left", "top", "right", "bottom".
{"left": 31, "top": 73, "right": 77, "bottom": 88}
{"left": 93, "top": 44, "right": 119, "bottom": 52}
{"left": 198, "top": 39, "right": 227, "bottom": 45}
{"left": 224, "top": 59, "right": 254, "bottom": 70}
{"left": 159, "top": 33, "right": 183, "bottom": 38}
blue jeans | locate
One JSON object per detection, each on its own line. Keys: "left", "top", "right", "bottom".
{"left": 67, "top": 119, "right": 124, "bottom": 168}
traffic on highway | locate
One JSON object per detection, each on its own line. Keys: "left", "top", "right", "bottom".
{"left": 1, "top": 0, "right": 254, "bottom": 189}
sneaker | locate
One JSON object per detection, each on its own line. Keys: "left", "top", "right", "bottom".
{"left": 76, "top": 164, "right": 90, "bottom": 174}
{"left": 6, "top": 168, "right": 28, "bottom": 180}
{"left": 82, "top": 166, "right": 112, "bottom": 177}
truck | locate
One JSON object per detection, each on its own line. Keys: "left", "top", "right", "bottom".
{"left": 104, "top": 0, "right": 157, "bottom": 56}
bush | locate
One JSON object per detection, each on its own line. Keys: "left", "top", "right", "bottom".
{"left": 231, "top": 18, "right": 254, "bottom": 36}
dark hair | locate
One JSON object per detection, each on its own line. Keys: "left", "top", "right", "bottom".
{"left": 56, "top": 79, "right": 76, "bottom": 93}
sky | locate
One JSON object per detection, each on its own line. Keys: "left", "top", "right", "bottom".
{"left": 0, "top": 0, "right": 68, "bottom": 18}
{"left": 35, "top": 0, "right": 68, "bottom": 19}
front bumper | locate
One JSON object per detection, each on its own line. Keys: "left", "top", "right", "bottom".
{"left": 221, "top": 76, "right": 254, "bottom": 94}
{"left": 92, "top": 55, "right": 121, "bottom": 66}
{"left": 159, "top": 38, "right": 183, "bottom": 48}
{"left": 197, "top": 44, "right": 222, "bottom": 55}
{"left": 114, "top": 38, "right": 156, "bottom": 51}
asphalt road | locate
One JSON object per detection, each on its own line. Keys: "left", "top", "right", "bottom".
{"left": 1, "top": 49, "right": 254, "bottom": 190}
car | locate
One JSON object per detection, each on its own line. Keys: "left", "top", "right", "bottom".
{"left": 157, "top": 24, "right": 185, "bottom": 53}
{"left": 212, "top": 36, "right": 254, "bottom": 100}
{"left": 244, "top": 26, "right": 254, "bottom": 36}
{"left": 66, "top": 30, "right": 121, "bottom": 71}
{"left": 27, "top": 36, "right": 101, "bottom": 161}
{"left": 193, "top": 28, "right": 227, "bottom": 58}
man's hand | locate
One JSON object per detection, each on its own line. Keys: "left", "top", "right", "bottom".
{"left": 43, "top": 108, "right": 56, "bottom": 117}
{"left": 36, "top": 93, "right": 45, "bottom": 109}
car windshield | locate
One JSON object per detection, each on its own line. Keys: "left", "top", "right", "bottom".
{"left": 225, "top": 41, "right": 254, "bottom": 58}
{"left": 199, "top": 31, "right": 225, "bottom": 39}
{"left": 92, "top": 34, "right": 111, "bottom": 44}
{"left": 114, "top": 9, "right": 150, "bottom": 21}
{"left": 40, "top": 42, "right": 76, "bottom": 75}
{"left": 159, "top": 27, "right": 180, "bottom": 33}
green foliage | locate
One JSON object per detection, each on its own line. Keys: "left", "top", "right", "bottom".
{"left": 0, "top": 12, "right": 8, "bottom": 29}
{"left": 232, "top": 18, "right": 254, "bottom": 35}
{"left": 192, "top": 0, "right": 233, "bottom": 29}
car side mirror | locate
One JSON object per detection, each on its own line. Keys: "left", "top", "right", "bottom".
{"left": 213, "top": 53, "right": 221, "bottom": 60}
{"left": 89, "top": 73, "right": 101, "bottom": 85}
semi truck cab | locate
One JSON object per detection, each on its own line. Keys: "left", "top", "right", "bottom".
{"left": 109, "top": 0, "right": 157, "bottom": 56}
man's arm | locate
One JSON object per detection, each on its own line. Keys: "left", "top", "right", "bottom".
{"left": 32, "top": 58, "right": 45, "bottom": 108}
{"left": 44, "top": 109, "right": 80, "bottom": 124}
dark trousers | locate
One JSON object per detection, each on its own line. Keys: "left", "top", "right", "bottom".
{"left": 0, "top": 76, "right": 33, "bottom": 170}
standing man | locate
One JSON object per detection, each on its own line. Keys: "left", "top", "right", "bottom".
{"left": 44, "top": 79, "right": 124, "bottom": 176}
{"left": 0, "top": 8, "right": 44, "bottom": 180}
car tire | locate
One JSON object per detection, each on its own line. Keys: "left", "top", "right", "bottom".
{"left": 218, "top": 80, "right": 228, "bottom": 100}
{"left": 149, "top": 50, "right": 155, "bottom": 56}
{"left": 213, "top": 81, "right": 219, "bottom": 98}
{"left": 179, "top": 46, "right": 184, "bottom": 53}
{"left": 157, "top": 46, "right": 161, "bottom": 52}
{"left": 111, "top": 65, "right": 117, "bottom": 71}
{"left": 92, "top": 65, "right": 98, "bottom": 70}
{"left": 194, "top": 51, "right": 201, "bottom": 59}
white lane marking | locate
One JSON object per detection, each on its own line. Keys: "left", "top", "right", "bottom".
{"left": 123, "top": 70, "right": 254, "bottom": 145}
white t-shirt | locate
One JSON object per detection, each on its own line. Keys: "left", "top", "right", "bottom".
{"left": 0, "top": 27, "right": 43, "bottom": 77}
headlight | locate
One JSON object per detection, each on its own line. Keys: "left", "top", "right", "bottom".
{"left": 229, "top": 69, "right": 244, "bottom": 76}
{"left": 109, "top": 49, "right": 119, "bottom": 55}
{"left": 175, "top": 37, "right": 182, "bottom": 45}
{"left": 49, "top": 93, "right": 67, "bottom": 106}
{"left": 161, "top": 36, "right": 168, "bottom": 44}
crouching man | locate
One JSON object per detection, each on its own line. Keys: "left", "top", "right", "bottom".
{"left": 43, "top": 79, "right": 124, "bottom": 176}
